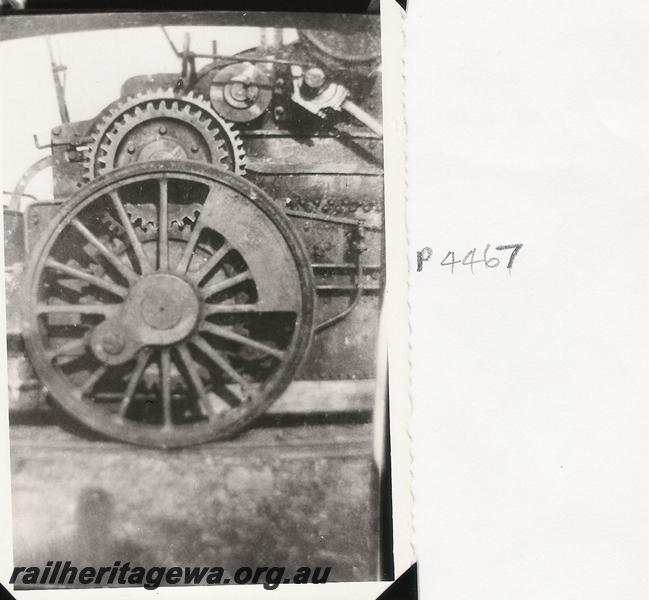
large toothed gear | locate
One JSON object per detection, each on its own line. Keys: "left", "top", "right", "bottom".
{"left": 83, "top": 89, "right": 246, "bottom": 182}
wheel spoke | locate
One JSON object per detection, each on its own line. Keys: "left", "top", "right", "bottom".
{"left": 159, "top": 178, "right": 169, "bottom": 270}
{"left": 191, "top": 335, "right": 250, "bottom": 398}
{"left": 46, "top": 337, "right": 88, "bottom": 361}
{"left": 110, "top": 191, "right": 153, "bottom": 274}
{"left": 72, "top": 218, "right": 139, "bottom": 283}
{"left": 80, "top": 364, "right": 108, "bottom": 396}
{"left": 117, "top": 349, "right": 152, "bottom": 419}
{"left": 200, "top": 271, "right": 250, "bottom": 299}
{"left": 37, "top": 303, "right": 121, "bottom": 317}
{"left": 175, "top": 223, "right": 204, "bottom": 275}
{"left": 210, "top": 388, "right": 242, "bottom": 409}
{"left": 177, "top": 343, "right": 214, "bottom": 418}
{"left": 188, "top": 242, "right": 231, "bottom": 284}
{"left": 45, "top": 258, "right": 128, "bottom": 298}
{"left": 200, "top": 322, "right": 285, "bottom": 359}
{"left": 160, "top": 348, "right": 173, "bottom": 429}
{"left": 203, "top": 303, "right": 263, "bottom": 316}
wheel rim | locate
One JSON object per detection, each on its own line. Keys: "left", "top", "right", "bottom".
{"left": 22, "top": 160, "right": 314, "bottom": 447}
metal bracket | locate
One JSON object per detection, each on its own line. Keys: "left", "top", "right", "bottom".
{"left": 285, "top": 209, "right": 378, "bottom": 333}
{"left": 313, "top": 224, "right": 367, "bottom": 333}
{"left": 291, "top": 66, "right": 349, "bottom": 118}
{"left": 32, "top": 134, "right": 55, "bottom": 150}
{"left": 290, "top": 67, "right": 384, "bottom": 136}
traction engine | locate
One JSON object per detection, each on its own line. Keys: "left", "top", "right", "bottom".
{"left": 3, "top": 21, "right": 384, "bottom": 447}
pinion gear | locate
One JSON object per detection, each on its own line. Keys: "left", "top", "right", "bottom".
{"left": 83, "top": 89, "right": 246, "bottom": 182}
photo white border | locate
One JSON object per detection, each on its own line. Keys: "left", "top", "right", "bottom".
{"left": 0, "top": 2, "right": 411, "bottom": 597}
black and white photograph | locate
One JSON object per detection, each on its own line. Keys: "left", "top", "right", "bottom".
{"left": 11, "top": 1, "right": 648, "bottom": 599}
{"left": 0, "top": 8, "right": 411, "bottom": 596}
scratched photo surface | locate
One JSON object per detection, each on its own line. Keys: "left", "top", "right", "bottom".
{"left": 1, "top": 13, "right": 385, "bottom": 587}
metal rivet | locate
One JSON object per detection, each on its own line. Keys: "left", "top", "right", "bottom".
{"left": 159, "top": 126, "right": 167, "bottom": 135}
{"left": 101, "top": 331, "right": 125, "bottom": 355}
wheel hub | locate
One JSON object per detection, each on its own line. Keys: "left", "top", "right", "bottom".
{"left": 135, "top": 138, "right": 191, "bottom": 162}
{"left": 225, "top": 81, "right": 259, "bottom": 108}
{"left": 91, "top": 273, "right": 201, "bottom": 364}
{"left": 132, "top": 273, "right": 200, "bottom": 344}
{"left": 140, "top": 275, "right": 189, "bottom": 330}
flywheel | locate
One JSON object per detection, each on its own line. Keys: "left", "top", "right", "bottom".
{"left": 209, "top": 62, "right": 272, "bottom": 123}
{"left": 298, "top": 27, "right": 381, "bottom": 70}
{"left": 22, "top": 160, "right": 314, "bottom": 448}
{"left": 83, "top": 89, "right": 246, "bottom": 181}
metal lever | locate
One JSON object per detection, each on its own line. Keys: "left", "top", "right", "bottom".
{"left": 341, "top": 99, "right": 383, "bottom": 137}
{"left": 46, "top": 36, "right": 70, "bottom": 124}
{"left": 291, "top": 66, "right": 384, "bottom": 137}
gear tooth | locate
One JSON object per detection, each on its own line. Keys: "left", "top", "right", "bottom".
{"left": 87, "top": 89, "right": 246, "bottom": 182}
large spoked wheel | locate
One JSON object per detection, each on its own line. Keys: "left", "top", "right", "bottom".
{"left": 22, "top": 160, "right": 314, "bottom": 447}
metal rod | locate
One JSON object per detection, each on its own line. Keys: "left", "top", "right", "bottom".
{"left": 312, "top": 263, "right": 382, "bottom": 271}
{"left": 161, "top": 26, "right": 180, "bottom": 55}
{"left": 314, "top": 255, "right": 365, "bottom": 333}
{"left": 45, "top": 36, "right": 70, "bottom": 124}
{"left": 341, "top": 99, "right": 383, "bottom": 137}
{"left": 285, "top": 209, "right": 382, "bottom": 232}
{"left": 244, "top": 129, "right": 382, "bottom": 140}
{"left": 316, "top": 285, "right": 381, "bottom": 292}
{"left": 160, "top": 29, "right": 316, "bottom": 68}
